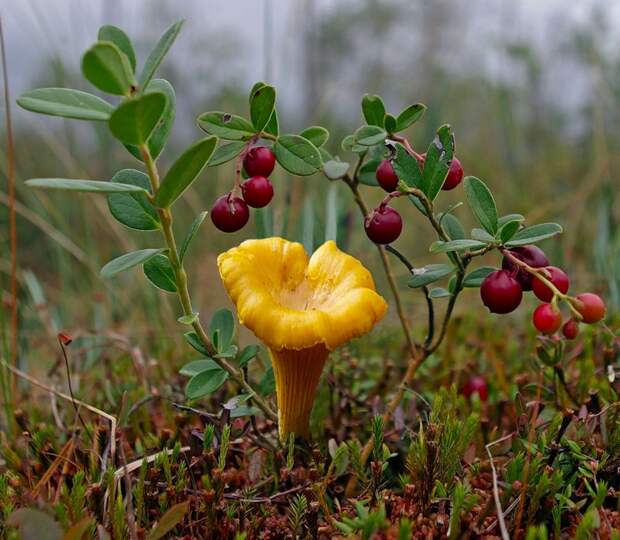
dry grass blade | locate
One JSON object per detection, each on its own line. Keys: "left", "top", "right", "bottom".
{"left": 485, "top": 432, "right": 513, "bottom": 540}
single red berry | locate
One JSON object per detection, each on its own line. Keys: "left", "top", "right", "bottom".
{"left": 462, "top": 376, "right": 488, "bottom": 402}
{"left": 241, "top": 176, "right": 274, "bottom": 208}
{"left": 532, "top": 304, "right": 562, "bottom": 334}
{"left": 442, "top": 157, "right": 464, "bottom": 190}
{"left": 562, "top": 320, "right": 579, "bottom": 340}
{"left": 243, "top": 147, "right": 276, "bottom": 177}
{"left": 575, "top": 293, "right": 606, "bottom": 323}
{"left": 502, "top": 246, "right": 549, "bottom": 291}
{"left": 532, "top": 266, "right": 570, "bottom": 302}
{"left": 376, "top": 159, "right": 399, "bottom": 192}
{"left": 210, "top": 193, "right": 249, "bottom": 232}
{"left": 364, "top": 206, "right": 402, "bottom": 245}
{"left": 480, "top": 270, "right": 523, "bottom": 314}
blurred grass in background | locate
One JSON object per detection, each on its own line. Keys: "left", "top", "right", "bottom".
{"left": 1, "top": 0, "right": 619, "bottom": 368}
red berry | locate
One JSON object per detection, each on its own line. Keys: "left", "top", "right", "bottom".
{"left": 241, "top": 176, "right": 274, "bottom": 208}
{"left": 441, "top": 157, "right": 464, "bottom": 190}
{"left": 243, "top": 147, "right": 276, "bottom": 177}
{"left": 532, "top": 266, "right": 569, "bottom": 302}
{"left": 462, "top": 376, "right": 488, "bottom": 401}
{"left": 375, "top": 159, "right": 399, "bottom": 192}
{"left": 562, "top": 320, "right": 579, "bottom": 340}
{"left": 575, "top": 293, "right": 606, "bottom": 323}
{"left": 502, "top": 246, "right": 549, "bottom": 291}
{"left": 364, "top": 206, "right": 402, "bottom": 245}
{"left": 480, "top": 270, "right": 523, "bottom": 314}
{"left": 210, "top": 193, "right": 249, "bottom": 232}
{"left": 532, "top": 304, "right": 562, "bottom": 334}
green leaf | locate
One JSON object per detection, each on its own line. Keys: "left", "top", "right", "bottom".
{"left": 392, "top": 144, "right": 423, "bottom": 189}
{"left": 108, "top": 91, "right": 167, "bottom": 145}
{"left": 143, "top": 79, "right": 176, "bottom": 159}
{"left": 143, "top": 254, "right": 177, "bottom": 292}
{"left": 184, "top": 331, "right": 209, "bottom": 356}
{"left": 463, "top": 266, "right": 496, "bottom": 288}
{"left": 139, "top": 20, "right": 184, "bottom": 89}
{"left": 300, "top": 126, "right": 329, "bottom": 147}
{"left": 237, "top": 345, "right": 260, "bottom": 368}
{"left": 186, "top": 368, "right": 228, "bottom": 399}
{"left": 250, "top": 84, "right": 276, "bottom": 132}
{"left": 441, "top": 213, "right": 465, "bottom": 240}
{"left": 341, "top": 134, "right": 366, "bottom": 154}
{"left": 498, "top": 213, "right": 525, "bottom": 227}
{"left": 423, "top": 124, "right": 455, "bottom": 200}
{"left": 408, "top": 264, "right": 455, "bottom": 288}
{"left": 323, "top": 160, "right": 350, "bottom": 180}
{"left": 177, "top": 312, "right": 199, "bottom": 325}
{"left": 429, "top": 287, "right": 452, "bottom": 298}
{"left": 463, "top": 176, "right": 498, "bottom": 234}
{"left": 82, "top": 41, "right": 135, "bottom": 96}
{"left": 384, "top": 114, "right": 397, "bottom": 133}
{"left": 197, "top": 111, "right": 255, "bottom": 140}
{"left": 179, "top": 211, "right": 208, "bottom": 262}
{"left": 259, "top": 364, "right": 275, "bottom": 396}
{"left": 264, "top": 107, "right": 279, "bottom": 137}
{"left": 358, "top": 159, "right": 380, "bottom": 186}
{"left": 98, "top": 25, "right": 136, "bottom": 72}
{"left": 430, "top": 239, "right": 487, "bottom": 253}
{"left": 471, "top": 228, "right": 496, "bottom": 243}
{"left": 353, "top": 125, "right": 386, "bottom": 146}
{"left": 180, "top": 359, "right": 220, "bottom": 377}
{"left": 274, "top": 134, "right": 322, "bottom": 176}
{"left": 100, "top": 248, "right": 163, "bottom": 278}
{"left": 107, "top": 169, "right": 159, "bottom": 230}
{"left": 498, "top": 220, "right": 521, "bottom": 243}
{"left": 505, "top": 223, "right": 563, "bottom": 247}
{"left": 209, "top": 308, "right": 235, "bottom": 352}
{"left": 396, "top": 103, "right": 426, "bottom": 131}
{"left": 156, "top": 137, "right": 218, "bottom": 207}
{"left": 147, "top": 501, "right": 189, "bottom": 540}
{"left": 16, "top": 88, "right": 113, "bottom": 121}
{"left": 26, "top": 178, "right": 147, "bottom": 193}
{"left": 209, "top": 141, "right": 246, "bottom": 167}
{"left": 361, "top": 94, "right": 386, "bottom": 127}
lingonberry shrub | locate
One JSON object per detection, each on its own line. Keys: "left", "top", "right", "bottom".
{"left": 15, "top": 21, "right": 612, "bottom": 449}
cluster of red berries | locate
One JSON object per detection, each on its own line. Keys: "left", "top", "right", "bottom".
{"left": 366, "top": 155, "right": 464, "bottom": 244}
{"left": 480, "top": 245, "right": 606, "bottom": 338}
{"left": 210, "top": 147, "right": 276, "bottom": 232}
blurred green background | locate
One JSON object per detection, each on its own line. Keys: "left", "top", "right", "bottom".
{"left": 1, "top": 0, "right": 619, "bottom": 363}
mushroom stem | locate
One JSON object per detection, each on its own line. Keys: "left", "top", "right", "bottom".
{"left": 270, "top": 344, "right": 329, "bottom": 442}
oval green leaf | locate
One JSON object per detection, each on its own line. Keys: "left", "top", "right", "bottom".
{"left": 139, "top": 20, "right": 184, "bottom": 89}
{"left": 209, "top": 308, "right": 235, "bottom": 352}
{"left": 505, "top": 223, "right": 563, "bottom": 247}
{"left": 156, "top": 137, "right": 218, "bottom": 208}
{"left": 463, "top": 266, "right": 496, "bottom": 288}
{"left": 463, "top": 176, "right": 498, "bottom": 234}
{"left": 16, "top": 88, "right": 113, "bottom": 121}
{"left": 197, "top": 111, "right": 255, "bottom": 140}
{"left": 82, "top": 41, "right": 135, "bottom": 96}
{"left": 107, "top": 169, "right": 159, "bottom": 230}
{"left": 250, "top": 84, "right": 276, "bottom": 132}
{"left": 395, "top": 103, "right": 426, "bottom": 132}
{"left": 430, "top": 239, "right": 487, "bottom": 253}
{"left": 274, "top": 134, "right": 322, "bottom": 176}
{"left": 208, "top": 141, "right": 246, "bottom": 167}
{"left": 179, "top": 211, "right": 208, "bottom": 262}
{"left": 143, "top": 253, "right": 177, "bottom": 292}
{"left": 100, "top": 248, "right": 163, "bottom": 278}
{"left": 408, "top": 264, "right": 455, "bottom": 288}
{"left": 186, "top": 368, "right": 229, "bottom": 400}
{"left": 26, "top": 178, "right": 147, "bottom": 193}
{"left": 353, "top": 125, "right": 386, "bottom": 146}
{"left": 300, "top": 126, "right": 329, "bottom": 147}
{"left": 358, "top": 159, "right": 380, "bottom": 186}
{"left": 98, "top": 25, "right": 136, "bottom": 72}
{"left": 361, "top": 94, "right": 386, "bottom": 127}
{"left": 109, "top": 92, "right": 167, "bottom": 145}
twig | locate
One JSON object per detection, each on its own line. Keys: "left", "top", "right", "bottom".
{"left": 485, "top": 433, "right": 514, "bottom": 540}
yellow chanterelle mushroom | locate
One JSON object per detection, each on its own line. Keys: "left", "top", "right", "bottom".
{"left": 217, "top": 237, "right": 387, "bottom": 441}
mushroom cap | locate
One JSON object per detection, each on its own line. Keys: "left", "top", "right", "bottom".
{"left": 217, "top": 237, "right": 388, "bottom": 351}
